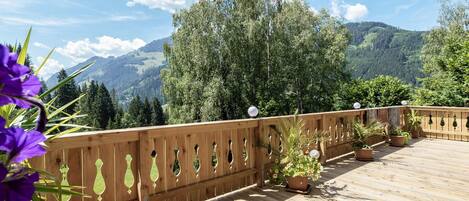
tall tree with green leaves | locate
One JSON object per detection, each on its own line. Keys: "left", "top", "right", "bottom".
{"left": 414, "top": 0, "right": 468, "bottom": 106}
{"left": 335, "top": 75, "right": 412, "bottom": 110}
{"left": 163, "top": 0, "right": 349, "bottom": 123}
{"left": 54, "top": 69, "right": 79, "bottom": 114}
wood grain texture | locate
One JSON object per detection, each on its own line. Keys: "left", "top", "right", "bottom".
{"left": 213, "top": 139, "right": 469, "bottom": 201}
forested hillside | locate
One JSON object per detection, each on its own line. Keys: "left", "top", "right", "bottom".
{"left": 46, "top": 37, "right": 171, "bottom": 103}
{"left": 46, "top": 22, "right": 426, "bottom": 105}
{"left": 346, "top": 22, "right": 425, "bottom": 84}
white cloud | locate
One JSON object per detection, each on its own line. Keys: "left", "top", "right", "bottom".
{"left": 344, "top": 3, "right": 368, "bottom": 21}
{"left": 330, "top": 0, "right": 368, "bottom": 21}
{"left": 331, "top": 0, "right": 341, "bottom": 17}
{"left": 126, "top": 0, "right": 188, "bottom": 13}
{"left": 36, "top": 56, "right": 64, "bottom": 80}
{"left": 309, "top": 6, "right": 318, "bottom": 14}
{"left": 56, "top": 36, "right": 146, "bottom": 63}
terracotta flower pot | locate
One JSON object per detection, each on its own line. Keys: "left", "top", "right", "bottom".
{"left": 411, "top": 129, "right": 419, "bottom": 138}
{"left": 354, "top": 149, "right": 373, "bottom": 161}
{"left": 286, "top": 176, "right": 309, "bottom": 191}
{"left": 390, "top": 136, "right": 406, "bottom": 147}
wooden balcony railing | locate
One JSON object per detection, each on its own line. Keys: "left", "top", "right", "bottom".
{"left": 408, "top": 106, "right": 469, "bottom": 141}
{"left": 29, "top": 106, "right": 468, "bottom": 201}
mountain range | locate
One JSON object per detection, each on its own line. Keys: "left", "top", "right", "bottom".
{"left": 46, "top": 22, "right": 425, "bottom": 103}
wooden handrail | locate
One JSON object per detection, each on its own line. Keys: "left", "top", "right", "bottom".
{"left": 30, "top": 106, "right": 468, "bottom": 201}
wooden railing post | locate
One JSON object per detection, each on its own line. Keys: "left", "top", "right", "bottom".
{"left": 319, "top": 114, "right": 328, "bottom": 164}
{"left": 388, "top": 107, "right": 401, "bottom": 130}
{"left": 254, "top": 119, "right": 264, "bottom": 187}
{"left": 138, "top": 131, "right": 151, "bottom": 201}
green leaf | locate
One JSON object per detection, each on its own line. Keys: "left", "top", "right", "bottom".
{"left": 17, "top": 27, "right": 32, "bottom": 65}
{"left": 35, "top": 48, "right": 56, "bottom": 76}
{"left": 34, "top": 184, "right": 84, "bottom": 196}
{"left": 40, "top": 62, "right": 94, "bottom": 99}
{"left": 48, "top": 94, "right": 85, "bottom": 119}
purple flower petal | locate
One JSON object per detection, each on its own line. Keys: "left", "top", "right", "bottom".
{"left": 0, "top": 165, "right": 39, "bottom": 201}
{"left": 0, "top": 127, "right": 46, "bottom": 163}
{"left": 0, "top": 44, "right": 41, "bottom": 108}
{"left": 0, "top": 45, "right": 9, "bottom": 67}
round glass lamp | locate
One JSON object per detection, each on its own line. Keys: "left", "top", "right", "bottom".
{"left": 248, "top": 106, "right": 259, "bottom": 118}
{"left": 353, "top": 102, "right": 361, "bottom": 109}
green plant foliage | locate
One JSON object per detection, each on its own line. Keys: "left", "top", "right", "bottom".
{"left": 269, "top": 115, "right": 324, "bottom": 184}
{"left": 406, "top": 110, "right": 422, "bottom": 133}
{"left": 414, "top": 1, "right": 468, "bottom": 106}
{"left": 351, "top": 121, "right": 386, "bottom": 150}
{"left": 162, "top": 0, "right": 349, "bottom": 123}
{"left": 2, "top": 28, "right": 90, "bottom": 200}
{"left": 335, "top": 75, "right": 412, "bottom": 110}
{"left": 390, "top": 128, "right": 411, "bottom": 145}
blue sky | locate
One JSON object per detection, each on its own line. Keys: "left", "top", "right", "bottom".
{"left": 0, "top": 0, "right": 444, "bottom": 79}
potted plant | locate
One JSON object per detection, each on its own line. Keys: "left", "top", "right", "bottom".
{"left": 389, "top": 128, "right": 411, "bottom": 147}
{"left": 269, "top": 115, "right": 323, "bottom": 192}
{"left": 352, "top": 121, "right": 386, "bottom": 161}
{"left": 406, "top": 110, "right": 422, "bottom": 138}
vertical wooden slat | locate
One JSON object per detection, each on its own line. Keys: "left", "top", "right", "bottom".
{"left": 100, "top": 144, "right": 115, "bottom": 201}
{"left": 115, "top": 142, "right": 138, "bottom": 201}
{"left": 153, "top": 136, "right": 166, "bottom": 193}
{"left": 83, "top": 147, "right": 98, "bottom": 200}
{"left": 67, "top": 148, "right": 83, "bottom": 201}
{"left": 46, "top": 150, "right": 63, "bottom": 201}
{"left": 139, "top": 131, "right": 152, "bottom": 201}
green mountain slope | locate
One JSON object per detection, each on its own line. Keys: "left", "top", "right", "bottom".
{"left": 46, "top": 37, "right": 171, "bottom": 103}
{"left": 345, "top": 22, "right": 425, "bottom": 84}
{"left": 46, "top": 22, "right": 425, "bottom": 104}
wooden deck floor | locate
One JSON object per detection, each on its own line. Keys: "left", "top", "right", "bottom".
{"left": 212, "top": 138, "right": 469, "bottom": 201}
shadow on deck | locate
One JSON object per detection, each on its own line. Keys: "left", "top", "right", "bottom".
{"left": 211, "top": 138, "right": 469, "bottom": 201}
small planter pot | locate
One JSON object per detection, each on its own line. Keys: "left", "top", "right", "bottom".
{"left": 354, "top": 149, "right": 373, "bottom": 161}
{"left": 411, "top": 129, "right": 419, "bottom": 138}
{"left": 390, "top": 136, "right": 406, "bottom": 147}
{"left": 286, "top": 176, "right": 309, "bottom": 191}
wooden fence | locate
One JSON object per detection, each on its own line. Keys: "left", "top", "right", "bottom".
{"left": 409, "top": 106, "right": 469, "bottom": 141}
{"left": 29, "top": 106, "right": 468, "bottom": 201}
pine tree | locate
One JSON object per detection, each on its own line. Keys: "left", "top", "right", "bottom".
{"left": 152, "top": 98, "right": 165, "bottom": 125}
{"left": 55, "top": 69, "right": 79, "bottom": 114}
{"left": 94, "top": 83, "right": 116, "bottom": 129}
{"left": 142, "top": 98, "right": 152, "bottom": 126}
{"left": 128, "top": 96, "right": 144, "bottom": 127}
{"left": 39, "top": 80, "right": 52, "bottom": 103}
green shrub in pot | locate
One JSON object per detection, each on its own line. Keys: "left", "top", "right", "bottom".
{"left": 269, "top": 115, "right": 325, "bottom": 190}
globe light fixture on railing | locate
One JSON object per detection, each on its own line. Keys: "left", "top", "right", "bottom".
{"left": 401, "top": 100, "right": 409, "bottom": 106}
{"left": 353, "top": 102, "right": 361, "bottom": 109}
{"left": 309, "top": 149, "right": 320, "bottom": 159}
{"left": 248, "top": 106, "right": 259, "bottom": 118}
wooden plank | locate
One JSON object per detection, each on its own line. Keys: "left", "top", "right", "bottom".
{"left": 67, "top": 148, "right": 83, "bottom": 201}
{"left": 45, "top": 150, "right": 62, "bottom": 201}
{"left": 100, "top": 143, "right": 116, "bottom": 201}
{"left": 115, "top": 142, "right": 138, "bottom": 201}
{"left": 82, "top": 146, "right": 98, "bottom": 200}
{"left": 149, "top": 169, "right": 256, "bottom": 201}
{"left": 138, "top": 131, "right": 152, "bottom": 200}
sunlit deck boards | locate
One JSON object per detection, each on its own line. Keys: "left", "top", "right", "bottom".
{"left": 213, "top": 138, "right": 469, "bottom": 201}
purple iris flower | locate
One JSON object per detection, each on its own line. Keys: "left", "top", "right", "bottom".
{"left": 0, "top": 165, "right": 39, "bottom": 201}
{"left": 0, "top": 118, "right": 46, "bottom": 163}
{"left": 0, "top": 44, "right": 41, "bottom": 108}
